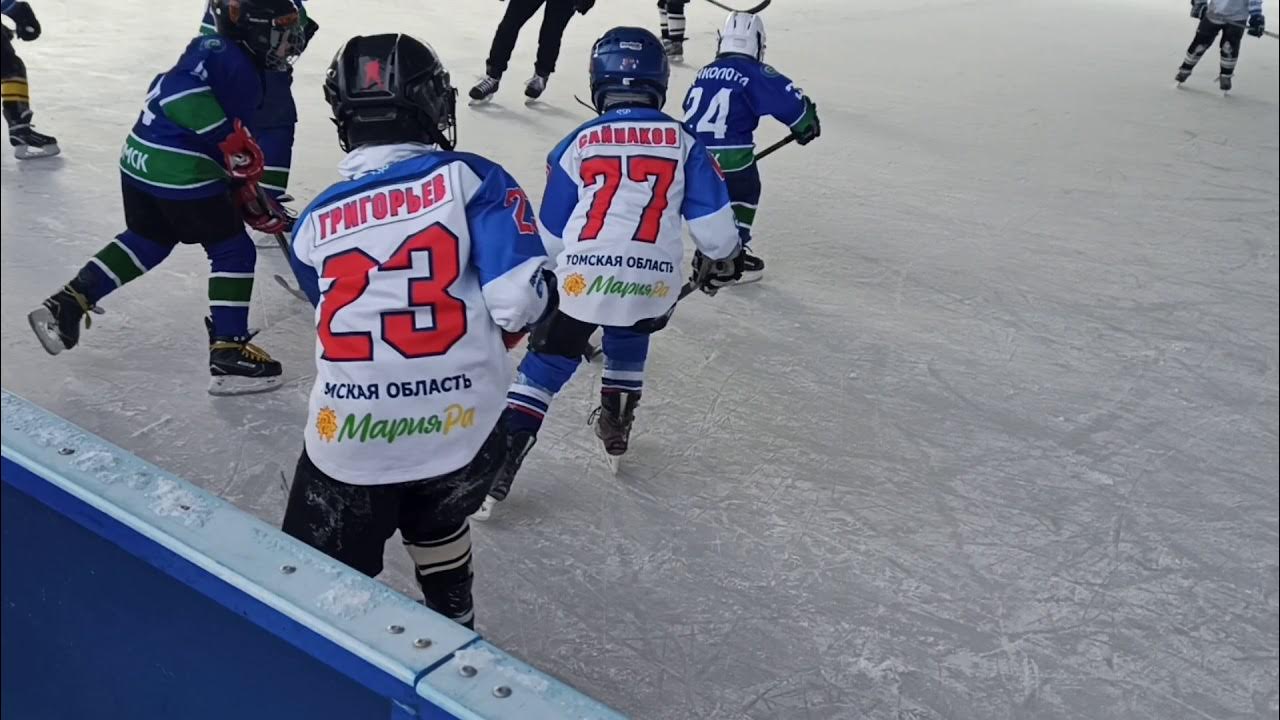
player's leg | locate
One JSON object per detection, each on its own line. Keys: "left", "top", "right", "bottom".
{"left": 1217, "top": 23, "right": 1244, "bottom": 91}
{"left": 1, "top": 26, "right": 58, "bottom": 159}
{"left": 595, "top": 326, "right": 650, "bottom": 456}
{"left": 525, "top": 0, "right": 576, "bottom": 99}
{"left": 663, "top": 0, "right": 687, "bottom": 62}
{"left": 398, "top": 425, "right": 507, "bottom": 628}
{"left": 1177, "top": 15, "right": 1222, "bottom": 82}
{"left": 202, "top": 226, "right": 283, "bottom": 396}
{"left": 28, "top": 180, "right": 176, "bottom": 355}
{"left": 473, "top": 310, "right": 595, "bottom": 520}
{"left": 472, "top": 0, "right": 546, "bottom": 101}
{"left": 249, "top": 71, "right": 298, "bottom": 244}
{"left": 724, "top": 162, "right": 764, "bottom": 282}
{"left": 282, "top": 449, "right": 401, "bottom": 578}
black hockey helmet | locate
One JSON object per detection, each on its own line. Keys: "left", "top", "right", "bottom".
{"left": 210, "top": 0, "right": 305, "bottom": 71}
{"left": 324, "top": 34, "right": 458, "bottom": 153}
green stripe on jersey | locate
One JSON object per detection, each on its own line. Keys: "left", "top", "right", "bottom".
{"left": 119, "top": 133, "right": 227, "bottom": 190}
{"left": 161, "top": 88, "right": 227, "bottom": 135}
{"left": 708, "top": 146, "right": 756, "bottom": 173}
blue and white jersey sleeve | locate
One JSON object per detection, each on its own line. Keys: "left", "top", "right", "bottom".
{"left": 537, "top": 134, "right": 579, "bottom": 264}
{"left": 681, "top": 131, "right": 740, "bottom": 261}
{"left": 458, "top": 156, "right": 552, "bottom": 332}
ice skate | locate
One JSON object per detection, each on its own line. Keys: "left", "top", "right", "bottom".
{"left": 663, "top": 38, "right": 683, "bottom": 64}
{"left": 1217, "top": 74, "right": 1232, "bottom": 94}
{"left": 207, "top": 317, "right": 283, "bottom": 396}
{"left": 469, "top": 75, "right": 500, "bottom": 103}
{"left": 10, "top": 124, "right": 60, "bottom": 159}
{"left": 592, "top": 391, "right": 639, "bottom": 475}
{"left": 524, "top": 73, "right": 548, "bottom": 101}
{"left": 731, "top": 249, "right": 765, "bottom": 286}
{"left": 470, "top": 425, "right": 537, "bottom": 522}
{"left": 1175, "top": 68, "right": 1192, "bottom": 85}
{"left": 28, "top": 285, "right": 101, "bottom": 355}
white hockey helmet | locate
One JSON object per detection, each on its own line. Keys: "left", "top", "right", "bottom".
{"left": 716, "top": 12, "right": 766, "bottom": 61}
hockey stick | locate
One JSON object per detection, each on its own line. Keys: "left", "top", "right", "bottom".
{"left": 700, "top": 0, "right": 771, "bottom": 13}
{"left": 753, "top": 134, "right": 796, "bottom": 161}
{"left": 247, "top": 183, "right": 310, "bottom": 303}
{"left": 1265, "top": 29, "right": 1279, "bottom": 38}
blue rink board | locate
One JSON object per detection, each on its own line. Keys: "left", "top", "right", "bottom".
{"left": 0, "top": 389, "right": 627, "bottom": 720}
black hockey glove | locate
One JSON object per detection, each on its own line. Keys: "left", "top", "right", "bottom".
{"left": 791, "top": 97, "right": 821, "bottom": 146}
{"left": 1190, "top": 0, "right": 1207, "bottom": 18}
{"left": 576, "top": 0, "right": 596, "bottom": 14}
{"left": 691, "top": 248, "right": 744, "bottom": 294}
{"left": 303, "top": 17, "right": 320, "bottom": 47}
{"left": 1247, "top": 13, "right": 1265, "bottom": 36}
{"left": 9, "top": 2, "right": 41, "bottom": 41}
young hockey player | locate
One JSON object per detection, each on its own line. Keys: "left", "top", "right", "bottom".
{"left": 201, "top": 0, "right": 317, "bottom": 206}
{"left": 657, "top": 0, "right": 687, "bottom": 62}
{"left": 27, "top": 0, "right": 303, "bottom": 395}
{"left": 1, "top": 0, "right": 58, "bottom": 158}
{"left": 473, "top": 26, "right": 744, "bottom": 521}
{"left": 467, "top": 0, "right": 595, "bottom": 103}
{"left": 281, "top": 33, "right": 555, "bottom": 628}
{"left": 1176, "top": 0, "right": 1266, "bottom": 92}
{"left": 681, "top": 12, "right": 820, "bottom": 282}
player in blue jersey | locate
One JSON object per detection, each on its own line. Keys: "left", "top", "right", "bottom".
{"left": 1, "top": 0, "right": 58, "bottom": 157}
{"left": 28, "top": 0, "right": 305, "bottom": 396}
{"left": 473, "top": 27, "right": 744, "bottom": 520}
{"left": 682, "top": 12, "right": 820, "bottom": 283}
{"left": 280, "top": 34, "right": 555, "bottom": 627}
{"left": 201, "top": 0, "right": 316, "bottom": 212}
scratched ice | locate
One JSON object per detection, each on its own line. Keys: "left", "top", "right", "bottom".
{"left": 2, "top": 1, "right": 1276, "bottom": 717}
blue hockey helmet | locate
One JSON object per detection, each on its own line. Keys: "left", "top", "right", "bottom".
{"left": 589, "top": 27, "right": 669, "bottom": 112}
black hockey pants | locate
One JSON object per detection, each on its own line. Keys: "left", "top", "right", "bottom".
{"left": 1181, "top": 15, "right": 1246, "bottom": 77}
{"left": 281, "top": 424, "right": 510, "bottom": 629}
{"left": 484, "top": 0, "right": 577, "bottom": 78}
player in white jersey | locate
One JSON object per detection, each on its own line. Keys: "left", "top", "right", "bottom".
{"left": 280, "top": 34, "right": 554, "bottom": 627}
{"left": 473, "top": 27, "right": 743, "bottom": 520}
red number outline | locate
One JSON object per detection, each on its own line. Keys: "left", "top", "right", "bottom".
{"left": 318, "top": 249, "right": 378, "bottom": 362}
{"left": 578, "top": 156, "right": 623, "bottom": 241}
{"left": 504, "top": 188, "right": 539, "bottom": 235}
{"left": 577, "top": 154, "right": 678, "bottom": 243}
{"left": 316, "top": 223, "right": 467, "bottom": 362}
{"left": 626, "top": 155, "right": 678, "bottom": 244}
{"left": 379, "top": 224, "right": 467, "bottom": 359}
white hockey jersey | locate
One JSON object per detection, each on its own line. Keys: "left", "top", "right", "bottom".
{"left": 290, "top": 143, "right": 550, "bottom": 485}
{"left": 539, "top": 106, "right": 740, "bottom": 328}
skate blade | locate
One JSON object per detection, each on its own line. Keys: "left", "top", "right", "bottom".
{"left": 27, "top": 306, "right": 67, "bottom": 356}
{"left": 14, "top": 143, "right": 61, "bottom": 160}
{"left": 729, "top": 271, "right": 764, "bottom": 287}
{"left": 608, "top": 453, "right": 622, "bottom": 475}
{"left": 468, "top": 96, "right": 494, "bottom": 106}
{"left": 208, "top": 374, "right": 283, "bottom": 396}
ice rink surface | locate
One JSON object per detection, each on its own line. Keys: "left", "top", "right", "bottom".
{"left": 3, "top": 1, "right": 1278, "bottom": 718}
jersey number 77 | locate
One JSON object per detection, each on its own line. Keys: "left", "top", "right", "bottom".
{"left": 578, "top": 155, "right": 678, "bottom": 243}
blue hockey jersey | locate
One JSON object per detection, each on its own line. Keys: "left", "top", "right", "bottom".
{"left": 289, "top": 143, "right": 551, "bottom": 484}
{"left": 119, "top": 35, "right": 262, "bottom": 199}
{"left": 539, "top": 106, "right": 739, "bottom": 327}
{"left": 682, "top": 56, "right": 817, "bottom": 172}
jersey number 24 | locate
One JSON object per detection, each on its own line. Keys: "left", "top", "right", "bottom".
{"left": 683, "top": 87, "right": 733, "bottom": 140}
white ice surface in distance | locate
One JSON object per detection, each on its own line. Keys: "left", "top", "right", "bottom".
{"left": 2, "top": 1, "right": 1277, "bottom": 718}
